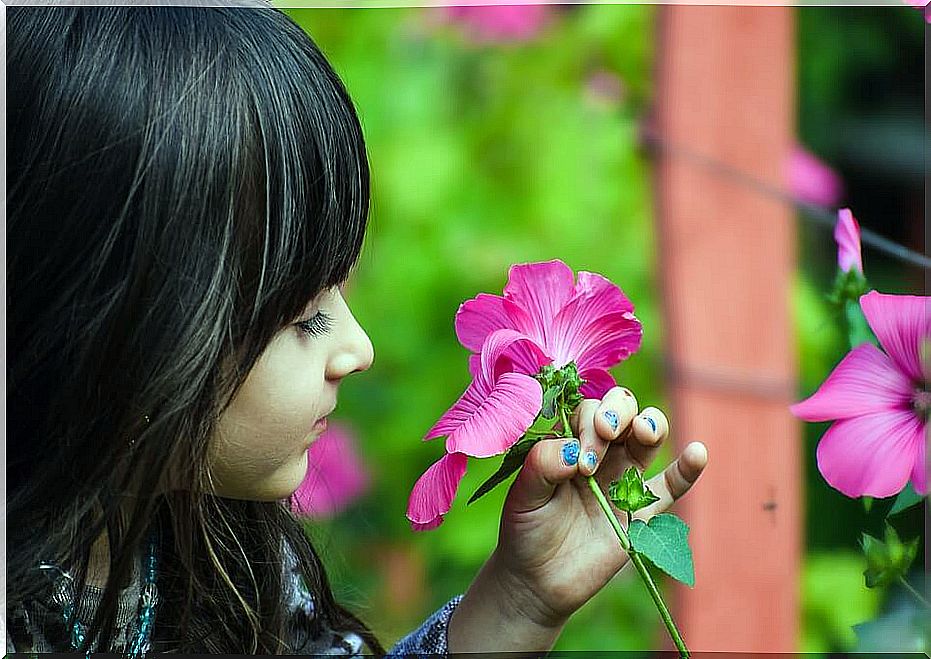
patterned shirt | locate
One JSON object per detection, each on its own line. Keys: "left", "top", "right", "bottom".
{"left": 4, "top": 540, "right": 464, "bottom": 656}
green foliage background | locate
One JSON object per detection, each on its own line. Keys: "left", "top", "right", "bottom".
{"left": 277, "top": 4, "right": 925, "bottom": 653}
{"left": 283, "top": 5, "right": 663, "bottom": 650}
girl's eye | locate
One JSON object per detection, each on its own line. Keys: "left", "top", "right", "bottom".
{"left": 296, "top": 310, "right": 334, "bottom": 338}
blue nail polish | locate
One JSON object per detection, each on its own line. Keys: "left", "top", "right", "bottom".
{"left": 604, "top": 410, "right": 619, "bottom": 431}
{"left": 561, "top": 440, "right": 580, "bottom": 467}
{"left": 643, "top": 415, "right": 657, "bottom": 434}
{"left": 583, "top": 450, "right": 598, "bottom": 472}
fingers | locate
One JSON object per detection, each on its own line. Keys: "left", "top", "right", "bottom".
{"left": 568, "top": 387, "right": 639, "bottom": 477}
{"left": 506, "top": 437, "right": 584, "bottom": 514}
{"left": 570, "top": 386, "right": 638, "bottom": 441}
{"left": 633, "top": 442, "right": 709, "bottom": 520}
{"left": 624, "top": 407, "right": 669, "bottom": 471}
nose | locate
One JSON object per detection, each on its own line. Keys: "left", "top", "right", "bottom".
{"left": 326, "top": 297, "right": 374, "bottom": 381}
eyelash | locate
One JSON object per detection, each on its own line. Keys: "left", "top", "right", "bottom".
{"left": 297, "top": 311, "right": 334, "bottom": 338}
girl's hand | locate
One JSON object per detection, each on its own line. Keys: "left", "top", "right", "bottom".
{"left": 490, "top": 386, "right": 708, "bottom": 629}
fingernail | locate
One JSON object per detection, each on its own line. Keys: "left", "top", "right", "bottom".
{"left": 603, "top": 410, "right": 619, "bottom": 432}
{"left": 642, "top": 415, "right": 657, "bottom": 434}
{"left": 561, "top": 440, "right": 580, "bottom": 467}
{"left": 583, "top": 450, "right": 598, "bottom": 473}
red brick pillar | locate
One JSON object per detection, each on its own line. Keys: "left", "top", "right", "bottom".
{"left": 653, "top": 6, "right": 801, "bottom": 652}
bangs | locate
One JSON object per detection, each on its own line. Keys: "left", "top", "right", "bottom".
{"left": 234, "top": 9, "right": 370, "bottom": 330}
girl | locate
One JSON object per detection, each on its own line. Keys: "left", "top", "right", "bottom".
{"left": 6, "top": 4, "right": 709, "bottom": 655}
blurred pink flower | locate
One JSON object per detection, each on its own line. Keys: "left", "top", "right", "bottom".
{"left": 903, "top": 0, "right": 931, "bottom": 22}
{"left": 787, "top": 145, "right": 844, "bottom": 208}
{"left": 440, "top": 4, "right": 552, "bottom": 43}
{"left": 292, "top": 422, "right": 370, "bottom": 519}
{"left": 406, "top": 260, "right": 642, "bottom": 531}
{"left": 834, "top": 208, "right": 863, "bottom": 274}
{"left": 790, "top": 291, "right": 930, "bottom": 498}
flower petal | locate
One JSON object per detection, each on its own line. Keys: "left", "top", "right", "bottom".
{"left": 503, "top": 260, "right": 577, "bottom": 348}
{"left": 573, "top": 271, "right": 635, "bottom": 316}
{"left": 911, "top": 427, "right": 928, "bottom": 496}
{"left": 455, "top": 293, "right": 531, "bottom": 354}
{"left": 561, "top": 311, "right": 643, "bottom": 372}
{"left": 789, "top": 343, "right": 913, "bottom": 421}
{"left": 424, "top": 378, "right": 487, "bottom": 441}
{"left": 445, "top": 372, "right": 542, "bottom": 458}
{"left": 427, "top": 330, "right": 547, "bottom": 446}
{"left": 579, "top": 367, "right": 617, "bottom": 399}
{"left": 549, "top": 274, "right": 638, "bottom": 365}
{"left": 816, "top": 410, "right": 924, "bottom": 498}
{"left": 479, "top": 328, "right": 550, "bottom": 388}
{"left": 860, "top": 291, "right": 931, "bottom": 383}
{"left": 468, "top": 353, "right": 482, "bottom": 381}
{"left": 406, "top": 452, "right": 469, "bottom": 530}
{"left": 834, "top": 209, "right": 863, "bottom": 274}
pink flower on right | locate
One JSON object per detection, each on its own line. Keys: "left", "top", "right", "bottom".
{"left": 791, "top": 291, "right": 930, "bottom": 498}
{"left": 903, "top": 0, "right": 931, "bottom": 23}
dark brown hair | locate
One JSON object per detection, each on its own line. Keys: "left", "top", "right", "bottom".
{"left": 7, "top": 4, "right": 384, "bottom": 653}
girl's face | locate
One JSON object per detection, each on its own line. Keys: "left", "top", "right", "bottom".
{"left": 207, "top": 286, "right": 374, "bottom": 501}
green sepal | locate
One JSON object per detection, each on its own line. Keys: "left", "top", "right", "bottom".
{"left": 888, "top": 483, "right": 925, "bottom": 517}
{"left": 467, "top": 436, "right": 541, "bottom": 505}
{"left": 608, "top": 467, "right": 660, "bottom": 513}
{"left": 861, "top": 523, "right": 920, "bottom": 588}
{"left": 826, "top": 268, "right": 869, "bottom": 310}
{"left": 540, "top": 384, "right": 562, "bottom": 419}
{"left": 628, "top": 513, "right": 695, "bottom": 587}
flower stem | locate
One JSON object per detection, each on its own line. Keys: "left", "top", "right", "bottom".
{"left": 558, "top": 405, "right": 689, "bottom": 657}
{"left": 585, "top": 476, "right": 690, "bottom": 658}
{"left": 899, "top": 576, "right": 931, "bottom": 609}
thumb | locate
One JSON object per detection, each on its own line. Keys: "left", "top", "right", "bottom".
{"left": 506, "top": 437, "right": 580, "bottom": 514}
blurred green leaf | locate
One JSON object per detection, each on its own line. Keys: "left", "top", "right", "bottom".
{"left": 802, "top": 551, "right": 882, "bottom": 652}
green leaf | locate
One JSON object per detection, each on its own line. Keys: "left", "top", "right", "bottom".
{"left": 608, "top": 467, "right": 660, "bottom": 513}
{"left": 888, "top": 483, "right": 925, "bottom": 517}
{"left": 861, "top": 523, "right": 920, "bottom": 588}
{"left": 628, "top": 513, "right": 695, "bottom": 587}
{"left": 467, "top": 437, "right": 541, "bottom": 505}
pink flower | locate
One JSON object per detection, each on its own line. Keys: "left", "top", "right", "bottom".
{"left": 834, "top": 208, "right": 863, "bottom": 274}
{"left": 903, "top": 0, "right": 931, "bottom": 23}
{"left": 291, "top": 422, "right": 370, "bottom": 519}
{"left": 455, "top": 260, "right": 642, "bottom": 399}
{"left": 406, "top": 260, "right": 642, "bottom": 530}
{"left": 787, "top": 145, "right": 845, "bottom": 208}
{"left": 790, "top": 291, "right": 930, "bottom": 498}
{"left": 440, "top": 4, "right": 552, "bottom": 43}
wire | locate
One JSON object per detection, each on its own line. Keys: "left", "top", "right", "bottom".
{"left": 641, "top": 126, "right": 931, "bottom": 271}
